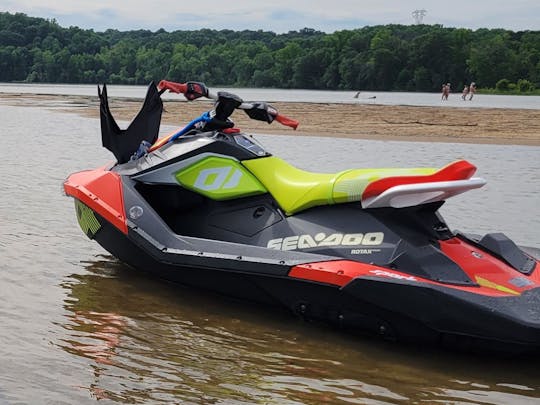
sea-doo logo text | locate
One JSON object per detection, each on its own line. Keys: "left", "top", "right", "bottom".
{"left": 194, "top": 166, "right": 242, "bottom": 190}
{"left": 267, "top": 232, "right": 384, "bottom": 251}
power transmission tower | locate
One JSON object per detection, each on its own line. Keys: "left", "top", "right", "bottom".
{"left": 412, "top": 9, "right": 427, "bottom": 24}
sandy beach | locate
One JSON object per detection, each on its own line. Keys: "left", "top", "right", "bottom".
{"left": 2, "top": 92, "right": 539, "bottom": 145}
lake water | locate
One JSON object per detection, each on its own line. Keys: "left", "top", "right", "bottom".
{"left": 1, "top": 82, "right": 540, "bottom": 109}
{"left": 0, "top": 95, "right": 539, "bottom": 403}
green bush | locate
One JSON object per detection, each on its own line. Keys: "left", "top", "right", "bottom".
{"left": 516, "top": 79, "right": 535, "bottom": 92}
{"left": 495, "top": 78, "right": 510, "bottom": 91}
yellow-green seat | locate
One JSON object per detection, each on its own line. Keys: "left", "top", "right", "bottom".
{"left": 243, "top": 157, "right": 338, "bottom": 215}
{"left": 243, "top": 157, "right": 436, "bottom": 215}
{"left": 331, "top": 167, "right": 436, "bottom": 204}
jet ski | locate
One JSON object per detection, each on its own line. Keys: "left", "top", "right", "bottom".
{"left": 64, "top": 80, "right": 540, "bottom": 354}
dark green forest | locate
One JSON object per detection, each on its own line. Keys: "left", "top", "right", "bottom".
{"left": 1, "top": 12, "right": 539, "bottom": 92}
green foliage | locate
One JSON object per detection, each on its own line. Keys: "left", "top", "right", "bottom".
{"left": 496, "top": 78, "right": 511, "bottom": 91}
{"left": 516, "top": 79, "right": 535, "bottom": 92}
{"left": 1, "top": 11, "right": 539, "bottom": 92}
{"left": 490, "top": 78, "right": 537, "bottom": 94}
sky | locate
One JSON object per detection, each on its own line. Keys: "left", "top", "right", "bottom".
{"left": 2, "top": 0, "right": 540, "bottom": 33}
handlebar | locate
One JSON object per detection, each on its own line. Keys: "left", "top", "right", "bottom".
{"left": 158, "top": 79, "right": 299, "bottom": 130}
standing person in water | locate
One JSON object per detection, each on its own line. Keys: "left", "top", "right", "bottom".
{"left": 461, "top": 84, "right": 469, "bottom": 100}
{"left": 441, "top": 83, "right": 451, "bottom": 100}
{"left": 469, "top": 82, "right": 476, "bottom": 100}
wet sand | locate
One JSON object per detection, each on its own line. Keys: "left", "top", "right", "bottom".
{"left": 2, "top": 93, "right": 540, "bottom": 145}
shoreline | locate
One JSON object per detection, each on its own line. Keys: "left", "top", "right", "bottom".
{"left": 2, "top": 92, "right": 539, "bottom": 145}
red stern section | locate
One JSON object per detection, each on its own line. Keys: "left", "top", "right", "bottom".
{"left": 290, "top": 245, "right": 539, "bottom": 297}
{"left": 64, "top": 167, "right": 127, "bottom": 234}
{"left": 440, "top": 237, "right": 540, "bottom": 295}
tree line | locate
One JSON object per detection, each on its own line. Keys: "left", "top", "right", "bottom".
{"left": 1, "top": 12, "right": 539, "bottom": 92}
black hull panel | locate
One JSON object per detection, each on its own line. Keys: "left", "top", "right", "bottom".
{"left": 89, "top": 210, "right": 540, "bottom": 355}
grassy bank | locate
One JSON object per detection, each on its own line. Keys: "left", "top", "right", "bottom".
{"left": 478, "top": 88, "right": 540, "bottom": 96}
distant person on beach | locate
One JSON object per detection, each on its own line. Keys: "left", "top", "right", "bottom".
{"left": 441, "top": 83, "right": 450, "bottom": 100}
{"left": 461, "top": 85, "right": 469, "bottom": 100}
{"left": 469, "top": 82, "right": 476, "bottom": 100}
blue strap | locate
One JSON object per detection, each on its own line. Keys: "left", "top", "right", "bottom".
{"left": 168, "top": 111, "right": 213, "bottom": 143}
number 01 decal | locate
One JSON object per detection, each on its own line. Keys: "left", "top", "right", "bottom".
{"left": 175, "top": 156, "right": 267, "bottom": 200}
{"left": 194, "top": 166, "right": 242, "bottom": 190}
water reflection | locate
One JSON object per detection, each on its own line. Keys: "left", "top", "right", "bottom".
{"left": 62, "top": 310, "right": 126, "bottom": 366}
{"left": 57, "top": 256, "right": 540, "bottom": 404}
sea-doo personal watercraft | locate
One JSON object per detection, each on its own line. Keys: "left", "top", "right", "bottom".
{"left": 64, "top": 80, "right": 540, "bottom": 354}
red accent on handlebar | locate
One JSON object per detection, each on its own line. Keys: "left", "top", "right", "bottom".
{"left": 158, "top": 80, "right": 188, "bottom": 94}
{"left": 275, "top": 114, "right": 299, "bottom": 130}
{"left": 158, "top": 79, "right": 299, "bottom": 129}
